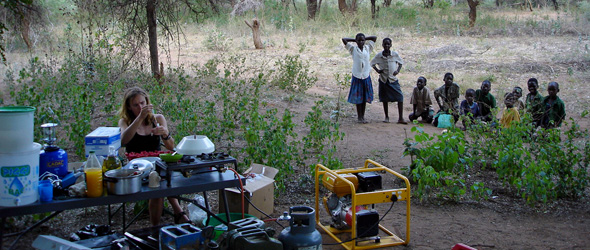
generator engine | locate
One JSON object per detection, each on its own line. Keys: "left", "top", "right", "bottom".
{"left": 322, "top": 171, "right": 382, "bottom": 237}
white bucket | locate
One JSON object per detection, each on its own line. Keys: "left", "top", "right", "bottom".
{"left": 0, "top": 106, "right": 36, "bottom": 153}
{"left": 0, "top": 143, "right": 41, "bottom": 206}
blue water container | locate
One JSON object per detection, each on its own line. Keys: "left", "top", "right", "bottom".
{"left": 39, "top": 145, "right": 68, "bottom": 177}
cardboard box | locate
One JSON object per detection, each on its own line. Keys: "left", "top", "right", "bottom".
{"left": 219, "top": 164, "right": 279, "bottom": 219}
{"left": 85, "top": 127, "right": 121, "bottom": 157}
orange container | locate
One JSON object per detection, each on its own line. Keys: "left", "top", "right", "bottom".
{"left": 85, "top": 168, "right": 104, "bottom": 198}
{"left": 322, "top": 172, "right": 358, "bottom": 195}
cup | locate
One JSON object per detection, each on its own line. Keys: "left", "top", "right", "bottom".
{"left": 39, "top": 180, "right": 53, "bottom": 202}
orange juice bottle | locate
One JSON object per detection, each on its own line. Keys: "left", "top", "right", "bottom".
{"left": 85, "top": 151, "right": 104, "bottom": 198}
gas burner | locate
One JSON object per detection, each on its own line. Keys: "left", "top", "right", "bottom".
{"left": 155, "top": 153, "right": 237, "bottom": 187}
{"left": 198, "top": 153, "right": 212, "bottom": 161}
{"left": 197, "top": 152, "right": 230, "bottom": 161}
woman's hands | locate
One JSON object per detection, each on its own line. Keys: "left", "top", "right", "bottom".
{"left": 151, "top": 125, "right": 168, "bottom": 137}
{"left": 137, "top": 104, "right": 154, "bottom": 122}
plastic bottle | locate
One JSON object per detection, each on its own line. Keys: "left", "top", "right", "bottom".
{"left": 102, "top": 146, "right": 122, "bottom": 173}
{"left": 85, "top": 151, "right": 103, "bottom": 198}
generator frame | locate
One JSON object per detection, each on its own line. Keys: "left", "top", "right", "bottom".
{"left": 315, "top": 159, "right": 411, "bottom": 250}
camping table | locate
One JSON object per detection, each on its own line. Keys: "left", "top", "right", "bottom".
{"left": 0, "top": 169, "right": 245, "bottom": 249}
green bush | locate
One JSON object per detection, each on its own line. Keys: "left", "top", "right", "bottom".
{"left": 404, "top": 114, "right": 590, "bottom": 205}
{"left": 5, "top": 46, "right": 341, "bottom": 193}
{"left": 578, "top": 1, "right": 590, "bottom": 21}
{"left": 271, "top": 54, "right": 318, "bottom": 93}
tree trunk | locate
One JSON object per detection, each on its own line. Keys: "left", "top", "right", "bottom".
{"left": 422, "top": 0, "right": 434, "bottom": 8}
{"left": 467, "top": 0, "right": 479, "bottom": 28}
{"left": 146, "top": 0, "right": 160, "bottom": 79}
{"left": 338, "top": 0, "right": 357, "bottom": 14}
{"left": 338, "top": 0, "right": 349, "bottom": 13}
{"left": 551, "top": 0, "right": 558, "bottom": 10}
{"left": 307, "top": 0, "right": 318, "bottom": 19}
{"left": 245, "top": 19, "right": 263, "bottom": 49}
{"left": 20, "top": 10, "right": 32, "bottom": 50}
{"left": 525, "top": 0, "right": 533, "bottom": 11}
{"left": 371, "top": 0, "right": 376, "bottom": 19}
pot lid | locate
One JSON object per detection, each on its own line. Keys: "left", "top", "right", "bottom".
{"left": 124, "top": 157, "right": 156, "bottom": 178}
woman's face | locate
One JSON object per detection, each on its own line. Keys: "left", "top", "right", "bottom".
{"left": 355, "top": 35, "right": 366, "bottom": 48}
{"left": 128, "top": 94, "right": 148, "bottom": 117}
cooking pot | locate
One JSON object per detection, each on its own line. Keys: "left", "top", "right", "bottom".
{"left": 176, "top": 135, "right": 215, "bottom": 155}
{"left": 104, "top": 169, "right": 143, "bottom": 195}
{"left": 124, "top": 157, "right": 156, "bottom": 179}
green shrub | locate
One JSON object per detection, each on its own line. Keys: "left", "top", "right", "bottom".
{"left": 204, "top": 29, "right": 232, "bottom": 51}
{"left": 579, "top": 1, "right": 590, "bottom": 21}
{"left": 404, "top": 114, "right": 590, "bottom": 205}
{"left": 271, "top": 54, "right": 318, "bottom": 93}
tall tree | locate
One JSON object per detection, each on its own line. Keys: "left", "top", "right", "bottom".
{"left": 74, "top": 0, "right": 214, "bottom": 77}
{"left": 467, "top": 0, "right": 479, "bottom": 28}
{"left": 146, "top": 0, "right": 159, "bottom": 78}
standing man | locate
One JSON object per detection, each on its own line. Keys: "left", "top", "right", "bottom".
{"left": 371, "top": 38, "right": 407, "bottom": 124}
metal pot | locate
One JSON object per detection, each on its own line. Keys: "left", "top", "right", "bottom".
{"left": 104, "top": 169, "right": 143, "bottom": 195}
{"left": 124, "top": 157, "right": 156, "bottom": 179}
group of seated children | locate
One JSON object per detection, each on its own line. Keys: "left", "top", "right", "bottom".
{"left": 408, "top": 75, "right": 566, "bottom": 129}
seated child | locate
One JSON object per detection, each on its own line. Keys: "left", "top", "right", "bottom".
{"left": 540, "top": 82, "right": 566, "bottom": 128}
{"left": 459, "top": 89, "right": 481, "bottom": 128}
{"left": 433, "top": 72, "right": 460, "bottom": 127}
{"left": 513, "top": 86, "right": 525, "bottom": 111}
{"left": 525, "top": 78, "right": 544, "bottom": 127}
{"left": 500, "top": 92, "right": 521, "bottom": 128}
{"left": 475, "top": 80, "right": 496, "bottom": 122}
{"left": 409, "top": 76, "right": 434, "bottom": 123}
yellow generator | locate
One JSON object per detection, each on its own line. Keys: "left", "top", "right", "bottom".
{"left": 315, "top": 159, "right": 410, "bottom": 250}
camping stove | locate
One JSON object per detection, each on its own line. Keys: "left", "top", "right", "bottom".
{"left": 155, "top": 152, "right": 237, "bottom": 187}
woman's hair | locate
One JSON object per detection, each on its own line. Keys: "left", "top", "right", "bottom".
{"left": 119, "top": 87, "right": 154, "bottom": 126}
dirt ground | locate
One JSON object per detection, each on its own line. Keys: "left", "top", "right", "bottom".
{"left": 3, "top": 21, "right": 590, "bottom": 249}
